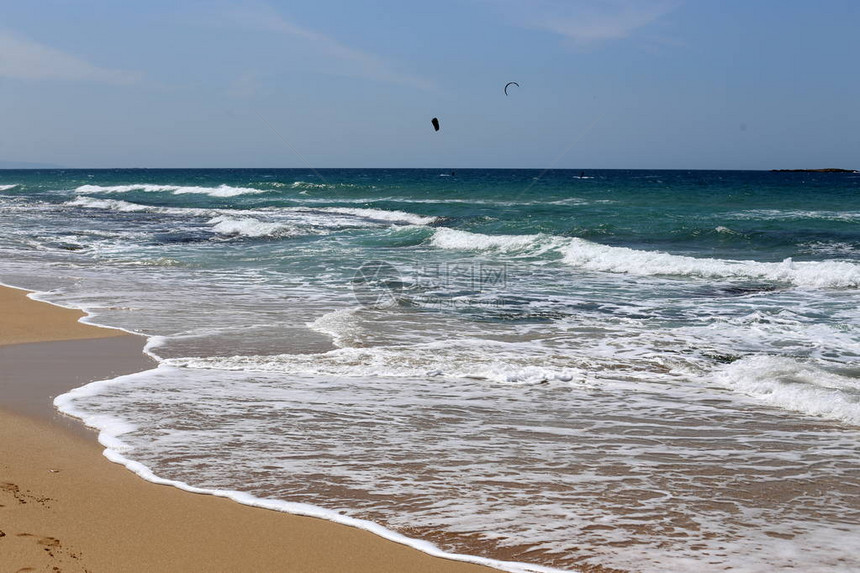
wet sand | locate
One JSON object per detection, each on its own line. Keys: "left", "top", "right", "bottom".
{"left": 0, "top": 284, "right": 500, "bottom": 573}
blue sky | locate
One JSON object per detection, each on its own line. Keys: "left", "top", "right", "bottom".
{"left": 1, "top": 0, "right": 858, "bottom": 169}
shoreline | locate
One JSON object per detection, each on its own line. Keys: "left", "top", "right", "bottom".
{"left": 0, "top": 283, "right": 506, "bottom": 573}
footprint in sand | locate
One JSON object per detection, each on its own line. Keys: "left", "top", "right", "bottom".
{"left": 17, "top": 533, "right": 62, "bottom": 556}
{"left": 0, "top": 482, "right": 53, "bottom": 506}
{"left": 7, "top": 532, "right": 87, "bottom": 572}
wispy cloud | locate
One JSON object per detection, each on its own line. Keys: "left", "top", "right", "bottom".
{"left": 0, "top": 31, "right": 141, "bottom": 84}
{"left": 218, "top": 3, "right": 435, "bottom": 91}
{"left": 490, "top": 0, "right": 680, "bottom": 47}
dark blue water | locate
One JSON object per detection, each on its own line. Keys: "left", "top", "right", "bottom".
{"left": 4, "top": 168, "right": 860, "bottom": 259}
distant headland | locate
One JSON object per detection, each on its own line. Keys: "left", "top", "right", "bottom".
{"left": 771, "top": 168, "right": 858, "bottom": 173}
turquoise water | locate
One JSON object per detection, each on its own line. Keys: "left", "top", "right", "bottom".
{"left": 4, "top": 168, "right": 860, "bottom": 259}
{"left": 2, "top": 169, "right": 859, "bottom": 572}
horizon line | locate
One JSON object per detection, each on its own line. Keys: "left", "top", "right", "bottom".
{"left": 3, "top": 166, "right": 857, "bottom": 172}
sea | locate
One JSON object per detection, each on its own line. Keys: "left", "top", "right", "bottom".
{"left": 1, "top": 168, "right": 858, "bottom": 573}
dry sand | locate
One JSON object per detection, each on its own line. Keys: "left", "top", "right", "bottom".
{"left": 0, "top": 284, "right": 499, "bottom": 573}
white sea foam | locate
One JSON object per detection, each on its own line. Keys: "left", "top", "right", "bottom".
{"left": 714, "top": 225, "right": 740, "bottom": 235}
{"left": 0, "top": 184, "right": 18, "bottom": 191}
{"left": 205, "top": 209, "right": 430, "bottom": 239}
{"left": 798, "top": 241, "right": 860, "bottom": 257}
{"left": 560, "top": 238, "right": 860, "bottom": 288}
{"left": 430, "top": 228, "right": 563, "bottom": 255}
{"left": 546, "top": 197, "right": 596, "bottom": 206}
{"left": 53, "top": 361, "right": 860, "bottom": 573}
{"left": 75, "top": 183, "right": 266, "bottom": 197}
{"left": 207, "top": 215, "right": 304, "bottom": 239}
{"left": 68, "top": 196, "right": 150, "bottom": 212}
{"left": 67, "top": 196, "right": 435, "bottom": 229}
{"left": 429, "top": 228, "right": 860, "bottom": 288}
{"left": 164, "top": 343, "right": 592, "bottom": 386}
{"left": 317, "top": 206, "right": 437, "bottom": 226}
{"left": 713, "top": 356, "right": 860, "bottom": 425}
{"left": 307, "top": 308, "right": 365, "bottom": 347}
{"left": 52, "top": 367, "right": 562, "bottom": 573}
{"left": 67, "top": 196, "right": 434, "bottom": 241}
{"left": 68, "top": 196, "right": 219, "bottom": 217}
{"left": 290, "top": 180, "right": 329, "bottom": 189}
{"left": 728, "top": 209, "right": 860, "bottom": 222}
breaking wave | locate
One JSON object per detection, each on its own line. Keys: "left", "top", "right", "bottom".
{"left": 430, "top": 228, "right": 860, "bottom": 288}
{"left": 75, "top": 184, "right": 267, "bottom": 197}
{"left": 68, "top": 196, "right": 217, "bottom": 216}
{"left": 207, "top": 215, "right": 306, "bottom": 239}
{"left": 316, "top": 207, "right": 437, "bottom": 226}
{"left": 67, "top": 197, "right": 436, "bottom": 238}
{"left": 713, "top": 356, "right": 860, "bottom": 425}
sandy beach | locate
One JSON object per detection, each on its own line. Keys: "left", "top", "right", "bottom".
{"left": 0, "top": 284, "right": 499, "bottom": 573}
